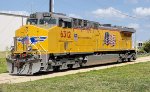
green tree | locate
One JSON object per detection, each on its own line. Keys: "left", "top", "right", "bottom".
{"left": 142, "top": 40, "right": 150, "bottom": 53}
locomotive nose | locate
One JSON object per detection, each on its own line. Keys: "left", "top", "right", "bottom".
{"left": 15, "top": 25, "right": 49, "bottom": 52}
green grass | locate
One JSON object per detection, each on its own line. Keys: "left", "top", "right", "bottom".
{"left": 0, "top": 51, "right": 8, "bottom": 74}
{"left": 0, "top": 62, "right": 150, "bottom": 92}
{"left": 0, "top": 51, "right": 6, "bottom": 58}
{"left": 0, "top": 58, "right": 7, "bottom": 74}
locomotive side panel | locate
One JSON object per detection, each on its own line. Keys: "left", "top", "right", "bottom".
{"left": 97, "top": 29, "right": 133, "bottom": 52}
{"left": 48, "top": 27, "right": 95, "bottom": 54}
{"left": 72, "top": 29, "right": 95, "bottom": 53}
{"left": 98, "top": 29, "right": 120, "bottom": 51}
{"left": 47, "top": 27, "right": 134, "bottom": 54}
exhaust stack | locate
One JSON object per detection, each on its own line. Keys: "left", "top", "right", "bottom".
{"left": 49, "top": 0, "right": 54, "bottom": 13}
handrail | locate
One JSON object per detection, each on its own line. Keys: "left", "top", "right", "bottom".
{"left": 32, "top": 44, "right": 42, "bottom": 56}
{"left": 38, "top": 43, "right": 48, "bottom": 64}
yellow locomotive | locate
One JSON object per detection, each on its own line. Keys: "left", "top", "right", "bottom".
{"left": 7, "top": 12, "right": 136, "bottom": 75}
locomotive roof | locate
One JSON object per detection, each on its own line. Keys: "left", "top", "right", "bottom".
{"left": 29, "top": 12, "right": 136, "bottom": 33}
{"left": 99, "top": 25, "right": 136, "bottom": 33}
{"left": 30, "top": 12, "right": 71, "bottom": 19}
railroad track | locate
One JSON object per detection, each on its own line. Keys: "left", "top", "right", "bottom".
{"left": 0, "top": 56, "right": 150, "bottom": 84}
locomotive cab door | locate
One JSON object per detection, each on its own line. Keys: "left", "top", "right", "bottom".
{"left": 59, "top": 18, "right": 73, "bottom": 53}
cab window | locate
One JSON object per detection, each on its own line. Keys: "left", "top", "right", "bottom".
{"left": 59, "top": 18, "right": 72, "bottom": 28}
{"left": 27, "top": 19, "right": 38, "bottom": 25}
{"left": 39, "top": 18, "right": 57, "bottom": 25}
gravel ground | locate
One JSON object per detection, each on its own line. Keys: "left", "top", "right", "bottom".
{"left": 0, "top": 56, "right": 150, "bottom": 84}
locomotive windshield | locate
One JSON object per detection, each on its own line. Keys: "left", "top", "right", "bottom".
{"left": 27, "top": 19, "right": 38, "bottom": 25}
{"left": 26, "top": 17, "right": 57, "bottom": 27}
{"left": 39, "top": 18, "right": 57, "bottom": 25}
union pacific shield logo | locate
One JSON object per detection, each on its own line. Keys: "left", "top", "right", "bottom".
{"left": 30, "top": 36, "right": 47, "bottom": 44}
{"left": 17, "top": 36, "right": 47, "bottom": 44}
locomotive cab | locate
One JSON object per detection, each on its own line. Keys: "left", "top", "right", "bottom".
{"left": 26, "top": 12, "right": 72, "bottom": 29}
{"left": 27, "top": 13, "right": 58, "bottom": 27}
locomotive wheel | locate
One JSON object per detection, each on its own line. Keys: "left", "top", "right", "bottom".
{"left": 67, "top": 64, "right": 73, "bottom": 69}
{"left": 53, "top": 66, "right": 60, "bottom": 72}
{"left": 132, "top": 54, "right": 137, "bottom": 60}
{"left": 127, "top": 58, "right": 131, "bottom": 62}
{"left": 117, "top": 58, "right": 123, "bottom": 63}
{"left": 80, "top": 60, "right": 87, "bottom": 67}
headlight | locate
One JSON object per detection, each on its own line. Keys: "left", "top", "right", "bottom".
{"left": 27, "top": 46, "right": 32, "bottom": 51}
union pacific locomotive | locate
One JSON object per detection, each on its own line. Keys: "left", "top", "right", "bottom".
{"left": 6, "top": 12, "right": 136, "bottom": 75}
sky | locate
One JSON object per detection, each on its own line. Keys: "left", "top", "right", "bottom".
{"left": 1, "top": 0, "right": 150, "bottom": 41}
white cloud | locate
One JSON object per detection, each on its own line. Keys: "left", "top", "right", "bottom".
{"left": 68, "top": 14, "right": 82, "bottom": 19}
{"left": 92, "top": 7, "right": 126, "bottom": 18}
{"left": 0, "top": 11, "right": 29, "bottom": 16}
{"left": 127, "top": 23, "right": 140, "bottom": 29}
{"left": 133, "top": 7, "right": 150, "bottom": 17}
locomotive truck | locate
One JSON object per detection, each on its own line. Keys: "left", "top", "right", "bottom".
{"left": 6, "top": 12, "right": 136, "bottom": 75}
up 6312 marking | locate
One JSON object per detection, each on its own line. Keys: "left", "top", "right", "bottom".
{"left": 60, "top": 31, "right": 71, "bottom": 38}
